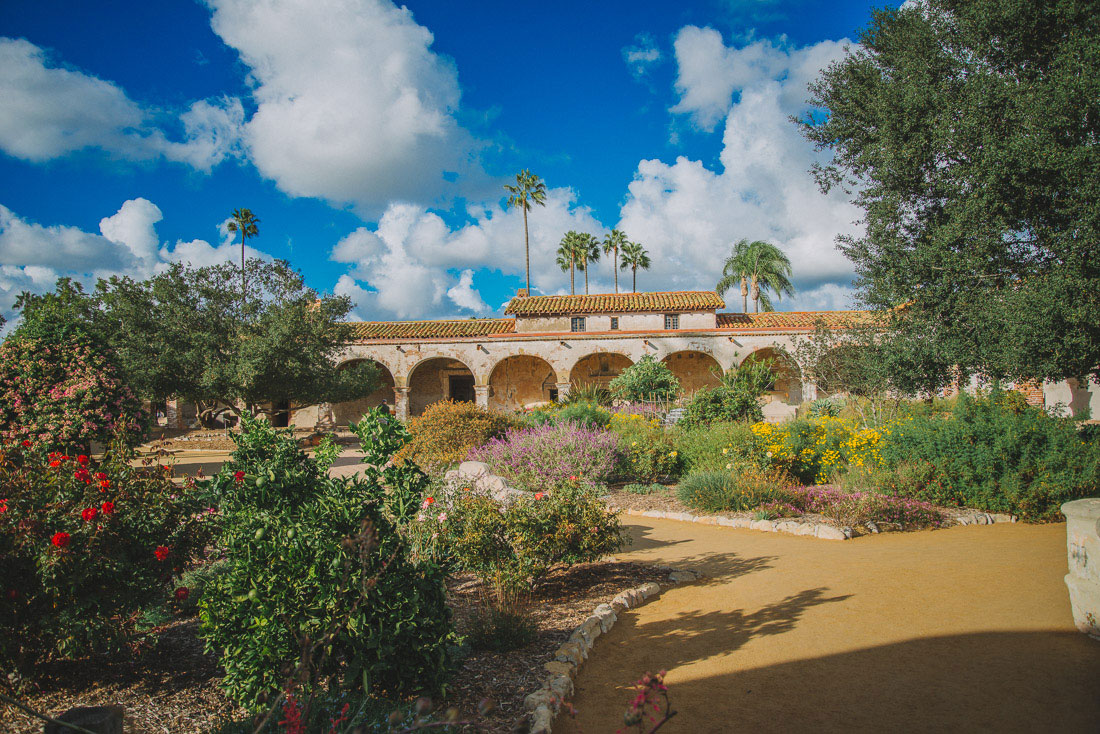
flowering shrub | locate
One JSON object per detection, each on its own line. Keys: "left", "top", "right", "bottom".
{"left": 525, "top": 400, "right": 612, "bottom": 429}
{"left": 393, "top": 400, "right": 515, "bottom": 475}
{"left": 0, "top": 335, "right": 145, "bottom": 451}
{"left": 877, "top": 391, "right": 1100, "bottom": 520}
{"left": 0, "top": 438, "right": 208, "bottom": 675}
{"left": 608, "top": 413, "right": 681, "bottom": 482}
{"left": 198, "top": 416, "right": 454, "bottom": 711}
{"left": 786, "top": 485, "right": 947, "bottom": 529}
{"left": 419, "top": 479, "right": 624, "bottom": 603}
{"left": 467, "top": 423, "right": 622, "bottom": 490}
{"left": 672, "top": 421, "right": 760, "bottom": 474}
{"left": 751, "top": 416, "right": 884, "bottom": 484}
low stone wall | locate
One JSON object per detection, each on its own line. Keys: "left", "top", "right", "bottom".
{"left": 1063, "top": 498, "right": 1100, "bottom": 640}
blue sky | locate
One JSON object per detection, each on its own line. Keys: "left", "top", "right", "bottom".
{"left": 0, "top": 0, "right": 898, "bottom": 327}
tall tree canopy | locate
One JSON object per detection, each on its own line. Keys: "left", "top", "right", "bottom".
{"left": 619, "top": 241, "right": 651, "bottom": 293}
{"left": 10, "top": 261, "right": 379, "bottom": 425}
{"left": 602, "top": 229, "right": 629, "bottom": 294}
{"left": 716, "top": 239, "right": 793, "bottom": 312}
{"left": 575, "top": 233, "right": 601, "bottom": 295}
{"left": 800, "top": 0, "right": 1100, "bottom": 386}
{"left": 504, "top": 170, "right": 547, "bottom": 295}
{"left": 226, "top": 208, "right": 259, "bottom": 303}
{"left": 556, "top": 231, "right": 587, "bottom": 295}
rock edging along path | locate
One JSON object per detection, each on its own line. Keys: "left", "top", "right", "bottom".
{"left": 614, "top": 507, "right": 1018, "bottom": 541}
{"left": 522, "top": 566, "right": 704, "bottom": 734}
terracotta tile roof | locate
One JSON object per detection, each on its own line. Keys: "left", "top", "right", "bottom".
{"left": 505, "top": 291, "right": 725, "bottom": 316}
{"left": 716, "top": 310, "right": 875, "bottom": 331}
{"left": 348, "top": 318, "right": 516, "bottom": 341}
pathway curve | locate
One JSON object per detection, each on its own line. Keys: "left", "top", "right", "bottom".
{"left": 557, "top": 518, "right": 1100, "bottom": 733}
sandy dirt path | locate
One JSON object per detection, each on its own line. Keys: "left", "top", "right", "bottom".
{"left": 557, "top": 518, "right": 1100, "bottom": 733}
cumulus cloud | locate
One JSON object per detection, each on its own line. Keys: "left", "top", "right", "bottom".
{"left": 0, "top": 199, "right": 273, "bottom": 330}
{"left": 617, "top": 31, "right": 860, "bottom": 311}
{"left": 0, "top": 37, "right": 242, "bottom": 171}
{"left": 623, "top": 33, "right": 663, "bottom": 80}
{"left": 205, "top": 0, "right": 479, "bottom": 211}
{"left": 331, "top": 187, "right": 606, "bottom": 320}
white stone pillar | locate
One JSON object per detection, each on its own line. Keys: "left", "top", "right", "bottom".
{"left": 314, "top": 402, "right": 335, "bottom": 431}
{"left": 474, "top": 384, "right": 490, "bottom": 409}
{"left": 1063, "top": 498, "right": 1100, "bottom": 640}
{"left": 556, "top": 382, "right": 572, "bottom": 402}
{"left": 394, "top": 387, "right": 410, "bottom": 421}
{"left": 802, "top": 381, "right": 818, "bottom": 402}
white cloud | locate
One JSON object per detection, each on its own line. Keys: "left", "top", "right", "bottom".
{"left": 0, "top": 37, "right": 242, "bottom": 171}
{"left": 0, "top": 203, "right": 136, "bottom": 272}
{"left": 331, "top": 187, "right": 607, "bottom": 320}
{"left": 617, "top": 32, "right": 860, "bottom": 311}
{"left": 623, "top": 33, "right": 663, "bottom": 80}
{"left": 205, "top": 0, "right": 479, "bottom": 211}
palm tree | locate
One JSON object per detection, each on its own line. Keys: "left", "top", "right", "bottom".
{"left": 226, "top": 208, "right": 259, "bottom": 304}
{"left": 619, "top": 241, "right": 651, "bottom": 293}
{"left": 575, "top": 233, "right": 601, "bottom": 295}
{"left": 602, "top": 229, "right": 628, "bottom": 293}
{"left": 716, "top": 239, "right": 794, "bottom": 312}
{"left": 504, "top": 170, "right": 547, "bottom": 295}
{"left": 556, "top": 231, "right": 585, "bottom": 295}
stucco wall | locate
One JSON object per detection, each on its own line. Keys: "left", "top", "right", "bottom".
{"left": 408, "top": 358, "right": 473, "bottom": 416}
{"left": 488, "top": 355, "right": 556, "bottom": 411}
{"left": 663, "top": 351, "right": 723, "bottom": 395}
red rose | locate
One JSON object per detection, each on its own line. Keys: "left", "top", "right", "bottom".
{"left": 21, "top": 440, "right": 31, "bottom": 447}
{"left": 174, "top": 586, "right": 190, "bottom": 601}
{"left": 51, "top": 532, "right": 70, "bottom": 548}
{"left": 101, "top": 501, "right": 115, "bottom": 515}
{"left": 94, "top": 472, "right": 108, "bottom": 480}
{"left": 81, "top": 507, "right": 98, "bottom": 522}
{"left": 569, "top": 475, "right": 578, "bottom": 481}
{"left": 154, "top": 545, "right": 170, "bottom": 561}
{"left": 233, "top": 470, "right": 245, "bottom": 483}
{"left": 99, "top": 480, "right": 111, "bottom": 490}
{"left": 0, "top": 499, "right": 7, "bottom": 514}
{"left": 77, "top": 455, "right": 89, "bottom": 465}
{"left": 49, "top": 460, "right": 61, "bottom": 468}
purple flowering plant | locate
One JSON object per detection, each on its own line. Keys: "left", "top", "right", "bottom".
{"left": 468, "top": 423, "right": 623, "bottom": 490}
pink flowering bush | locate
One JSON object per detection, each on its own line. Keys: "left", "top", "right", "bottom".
{"left": 786, "top": 485, "right": 948, "bottom": 529}
{"left": 0, "top": 335, "right": 145, "bottom": 451}
{"left": 467, "top": 423, "right": 623, "bottom": 490}
{"left": 0, "top": 438, "right": 208, "bottom": 676}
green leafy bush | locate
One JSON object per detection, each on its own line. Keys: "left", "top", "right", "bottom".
{"left": 879, "top": 391, "right": 1100, "bottom": 520}
{"left": 423, "top": 479, "right": 624, "bottom": 603}
{"left": 0, "top": 439, "right": 208, "bottom": 675}
{"left": 608, "top": 412, "right": 681, "bottom": 482}
{"left": 678, "top": 360, "right": 773, "bottom": 427}
{"left": 608, "top": 355, "right": 681, "bottom": 402}
{"left": 623, "top": 482, "right": 667, "bottom": 495}
{"left": 198, "top": 416, "right": 454, "bottom": 711}
{"left": 393, "top": 400, "right": 515, "bottom": 475}
{"left": 562, "top": 383, "right": 612, "bottom": 406}
{"left": 672, "top": 421, "right": 760, "bottom": 474}
{"left": 676, "top": 468, "right": 795, "bottom": 513}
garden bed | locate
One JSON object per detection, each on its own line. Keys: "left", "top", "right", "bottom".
{"left": 604, "top": 484, "right": 1008, "bottom": 537}
{"left": 2, "top": 560, "right": 665, "bottom": 734}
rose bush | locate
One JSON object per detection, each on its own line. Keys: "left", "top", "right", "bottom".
{"left": 0, "top": 438, "right": 208, "bottom": 676}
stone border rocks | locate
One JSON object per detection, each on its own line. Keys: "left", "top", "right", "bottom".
{"left": 522, "top": 566, "right": 704, "bottom": 734}
{"left": 443, "top": 460, "right": 531, "bottom": 504}
{"left": 615, "top": 507, "right": 1018, "bottom": 541}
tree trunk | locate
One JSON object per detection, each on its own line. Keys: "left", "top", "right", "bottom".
{"left": 741, "top": 276, "right": 748, "bottom": 313}
{"left": 523, "top": 205, "right": 530, "bottom": 294}
{"left": 633, "top": 267, "right": 637, "bottom": 293}
{"left": 613, "top": 248, "right": 619, "bottom": 293}
{"left": 584, "top": 259, "right": 589, "bottom": 295}
{"left": 241, "top": 233, "right": 246, "bottom": 307}
{"left": 570, "top": 259, "right": 575, "bottom": 295}
{"left": 751, "top": 276, "right": 760, "bottom": 313}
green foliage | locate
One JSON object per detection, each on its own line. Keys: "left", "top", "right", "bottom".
{"left": 393, "top": 400, "right": 516, "bottom": 475}
{"left": 672, "top": 421, "right": 759, "bottom": 474}
{"left": 608, "top": 413, "right": 681, "bottom": 482}
{"left": 808, "top": 397, "right": 844, "bottom": 418}
{"left": 609, "top": 355, "right": 681, "bottom": 402}
{"left": 676, "top": 469, "right": 795, "bottom": 513}
{"left": 800, "top": 0, "right": 1100, "bottom": 385}
{"left": 679, "top": 360, "right": 773, "bottom": 427}
{"left": 0, "top": 333, "right": 146, "bottom": 451}
{"left": 623, "top": 482, "right": 666, "bottom": 495}
{"left": 878, "top": 391, "right": 1100, "bottom": 520}
{"left": 553, "top": 401, "right": 612, "bottom": 428}
{"left": 198, "top": 416, "right": 454, "bottom": 711}
{"left": 715, "top": 238, "right": 794, "bottom": 312}
{"left": 563, "top": 383, "right": 613, "bottom": 406}
{"left": 424, "top": 480, "right": 624, "bottom": 603}
{"left": 466, "top": 607, "right": 538, "bottom": 653}
{"left": 0, "top": 440, "right": 209, "bottom": 675}
{"left": 351, "top": 406, "right": 430, "bottom": 525}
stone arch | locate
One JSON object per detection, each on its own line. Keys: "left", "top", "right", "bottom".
{"left": 406, "top": 356, "right": 476, "bottom": 416}
{"left": 569, "top": 352, "right": 634, "bottom": 391}
{"left": 740, "top": 347, "right": 803, "bottom": 405}
{"left": 660, "top": 350, "right": 723, "bottom": 396}
{"left": 331, "top": 359, "right": 396, "bottom": 426}
{"left": 488, "top": 355, "right": 557, "bottom": 412}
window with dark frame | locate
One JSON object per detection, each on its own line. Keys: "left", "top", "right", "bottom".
{"left": 664, "top": 313, "right": 680, "bottom": 330}
{"left": 610, "top": 317, "right": 619, "bottom": 330}
{"left": 571, "top": 316, "right": 586, "bottom": 332}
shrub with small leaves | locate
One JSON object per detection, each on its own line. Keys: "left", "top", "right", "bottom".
{"left": 609, "top": 412, "right": 681, "bottom": 482}
{"left": 393, "top": 400, "right": 516, "bottom": 475}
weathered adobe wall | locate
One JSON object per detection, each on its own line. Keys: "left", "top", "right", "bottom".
{"left": 488, "top": 356, "right": 556, "bottom": 411}
{"left": 663, "top": 351, "right": 723, "bottom": 395}
{"left": 570, "top": 353, "right": 634, "bottom": 389}
{"left": 408, "top": 358, "right": 470, "bottom": 416}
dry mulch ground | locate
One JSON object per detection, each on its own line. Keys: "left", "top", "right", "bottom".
{"left": 1, "top": 561, "right": 664, "bottom": 734}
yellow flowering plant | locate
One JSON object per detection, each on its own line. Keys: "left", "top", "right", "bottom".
{"left": 608, "top": 412, "right": 682, "bottom": 482}
{"left": 751, "top": 416, "right": 884, "bottom": 485}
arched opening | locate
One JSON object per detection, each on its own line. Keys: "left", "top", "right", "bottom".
{"left": 330, "top": 359, "right": 397, "bottom": 426}
{"left": 407, "top": 357, "right": 475, "bottom": 416}
{"left": 740, "top": 348, "right": 802, "bottom": 405}
{"left": 569, "top": 352, "right": 634, "bottom": 391}
{"left": 489, "top": 355, "right": 557, "bottom": 412}
{"left": 661, "top": 351, "right": 723, "bottom": 396}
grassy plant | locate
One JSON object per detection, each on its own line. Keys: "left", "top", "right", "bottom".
{"left": 676, "top": 468, "right": 794, "bottom": 513}
{"left": 623, "top": 482, "right": 667, "bottom": 495}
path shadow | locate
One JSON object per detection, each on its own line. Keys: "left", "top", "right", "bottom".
{"left": 639, "top": 631, "right": 1100, "bottom": 733}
